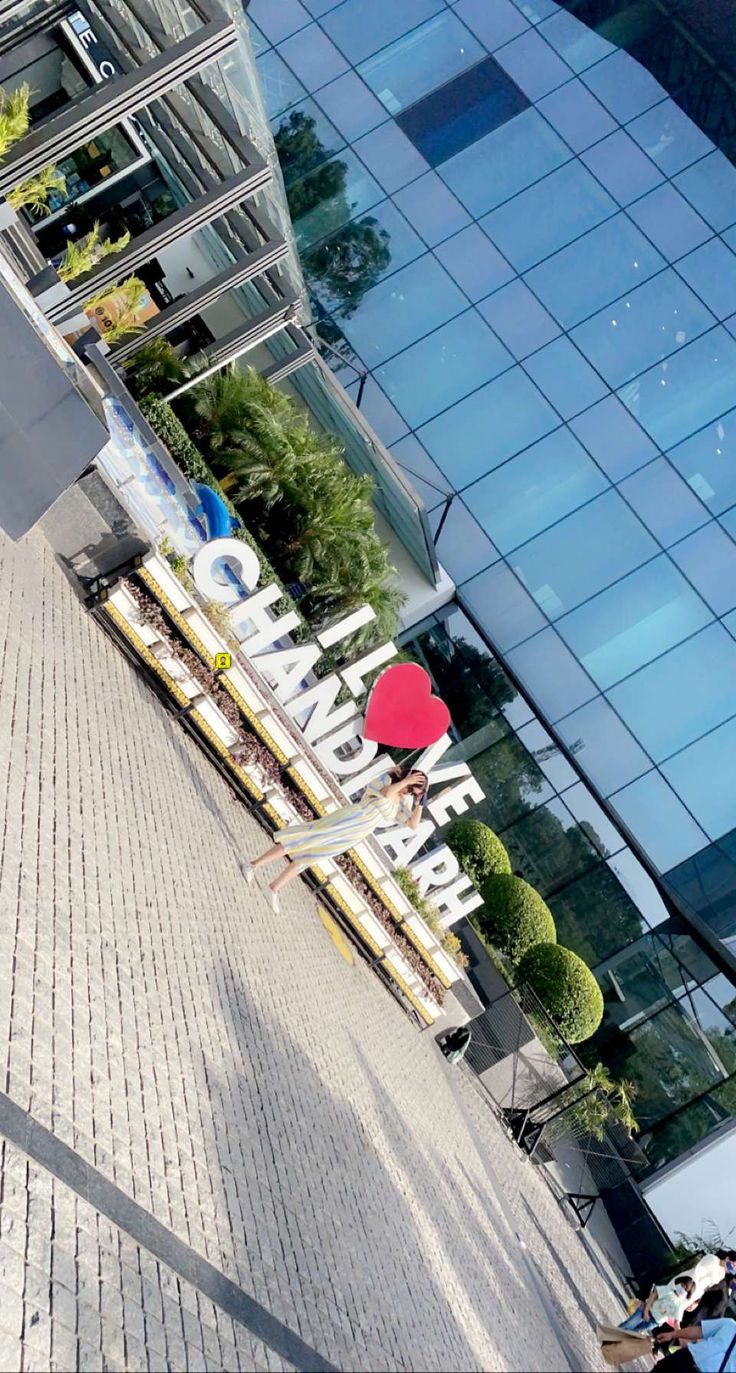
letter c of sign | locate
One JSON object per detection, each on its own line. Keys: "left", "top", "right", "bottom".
{"left": 99, "top": 59, "right": 116, "bottom": 77}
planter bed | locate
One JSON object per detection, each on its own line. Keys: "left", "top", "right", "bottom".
{"left": 105, "top": 572, "right": 446, "bottom": 1013}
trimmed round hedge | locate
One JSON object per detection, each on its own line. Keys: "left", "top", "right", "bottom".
{"left": 445, "top": 818, "right": 511, "bottom": 887}
{"left": 477, "top": 874, "right": 556, "bottom": 963}
{"left": 517, "top": 943, "right": 604, "bottom": 1044}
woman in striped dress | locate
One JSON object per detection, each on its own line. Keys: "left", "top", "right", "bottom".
{"left": 241, "top": 767, "right": 428, "bottom": 911}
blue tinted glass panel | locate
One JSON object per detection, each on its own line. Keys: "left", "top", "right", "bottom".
{"left": 517, "top": 718, "right": 578, "bottom": 790}
{"left": 557, "top": 557, "right": 712, "bottom": 689}
{"left": 669, "top": 523, "right": 736, "bottom": 615}
{"left": 454, "top": 0, "right": 529, "bottom": 49}
{"left": 322, "top": 0, "right": 444, "bottom": 64}
{"left": 627, "top": 183, "right": 712, "bottom": 261}
{"left": 627, "top": 100, "right": 713, "bottom": 176}
{"left": 393, "top": 173, "right": 470, "bottom": 247}
{"left": 439, "top": 107, "right": 570, "bottom": 218}
{"left": 273, "top": 102, "right": 345, "bottom": 188}
{"left": 675, "top": 153, "right": 736, "bottom": 233}
{"left": 290, "top": 150, "right": 383, "bottom": 250}
{"left": 477, "top": 279, "right": 560, "bottom": 357}
{"left": 507, "top": 627, "right": 598, "bottom": 720}
{"left": 315, "top": 72, "right": 387, "bottom": 140}
{"left": 537, "top": 79, "right": 617, "bottom": 153}
{"left": 569, "top": 394, "right": 658, "bottom": 481}
{"left": 580, "top": 130, "right": 663, "bottom": 206}
{"left": 248, "top": 0, "right": 309, "bottom": 40}
{"left": 303, "top": 0, "right": 344, "bottom": 13}
{"left": 390, "top": 432, "right": 451, "bottom": 508}
{"left": 609, "top": 624, "right": 736, "bottom": 762}
{"left": 257, "top": 50, "right": 307, "bottom": 116}
{"left": 618, "top": 327, "right": 736, "bottom": 452}
{"left": 611, "top": 772, "right": 708, "bottom": 870}
{"left": 434, "top": 224, "right": 514, "bottom": 301}
{"left": 515, "top": 0, "right": 558, "bottom": 20}
{"left": 352, "top": 122, "right": 428, "bottom": 194}
{"left": 525, "top": 215, "right": 665, "bottom": 329}
{"left": 668, "top": 407, "right": 736, "bottom": 514}
{"left": 563, "top": 783, "right": 626, "bottom": 856}
{"left": 481, "top": 161, "right": 615, "bottom": 272}
{"left": 572, "top": 270, "right": 715, "bottom": 389}
{"left": 493, "top": 27, "right": 572, "bottom": 99}
{"left": 396, "top": 56, "right": 530, "bottom": 167}
{"left": 620, "top": 458, "right": 710, "bottom": 545}
{"left": 664, "top": 724, "right": 736, "bottom": 840}
{"left": 523, "top": 336, "right": 608, "bottom": 419}
{"left": 557, "top": 697, "right": 650, "bottom": 794}
{"left": 247, "top": 19, "right": 270, "bottom": 55}
{"left": 676, "top": 240, "right": 736, "bottom": 321}
{"left": 538, "top": 9, "right": 614, "bottom": 71}
{"left": 345, "top": 376, "right": 407, "bottom": 446}
{"left": 303, "top": 199, "right": 425, "bottom": 314}
{"left": 278, "top": 24, "right": 348, "bottom": 88}
{"left": 418, "top": 368, "right": 558, "bottom": 487}
{"left": 461, "top": 561, "right": 546, "bottom": 649}
{"left": 336, "top": 255, "right": 466, "bottom": 364}
{"left": 510, "top": 490, "right": 656, "bottom": 619}
{"left": 663, "top": 718, "right": 736, "bottom": 842}
{"left": 431, "top": 498, "right": 499, "bottom": 582}
{"left": 375, "top": 311, "right": 511, "bottom": 428}
{"left": 581, "top": 50, "right": 666, "bottom": 122}
{"left": 357, "top": 11, "right": 483, "bottom": 113}
{"left": 470, "top": 427, "right": 607, "bottom": 552}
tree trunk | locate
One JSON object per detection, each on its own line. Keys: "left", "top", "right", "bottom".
{"left": 219, "top": 472, "right": 239, "bottom": 493}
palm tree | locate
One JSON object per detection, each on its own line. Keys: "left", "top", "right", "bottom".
{"left": 124, "top": 338, "right": 186, "bottom": 398}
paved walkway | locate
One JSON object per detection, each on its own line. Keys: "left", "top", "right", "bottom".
{"left": 0, "top": 527, "right": 632, "bottom": 1372}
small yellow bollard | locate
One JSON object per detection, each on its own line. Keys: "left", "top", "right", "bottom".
{"left": 214, "top": 652, "right": 232, "bottom": 670}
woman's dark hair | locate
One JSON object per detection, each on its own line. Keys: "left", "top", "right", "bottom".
{"left": 388, "top": 765, "right": 427, "bottom": 790}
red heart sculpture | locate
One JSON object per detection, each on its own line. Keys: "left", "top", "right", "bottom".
{"left": 363, "top": 663, "right": 450, "bottom": 748}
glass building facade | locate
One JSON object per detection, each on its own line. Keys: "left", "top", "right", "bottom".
{"left": 246, "top": 0, "right": 736, "bottom": 1185}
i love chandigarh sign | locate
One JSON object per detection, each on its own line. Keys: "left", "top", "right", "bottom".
{"left": 190, "top": 535, "right": 485, "bottom": 925}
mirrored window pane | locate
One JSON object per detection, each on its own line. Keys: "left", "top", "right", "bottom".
{"left": 344, "top": 376, "right": 407, "bottom": 446}
{"left": 257, "top": 49, "right": 308, "bottom": 116}
{"left": 517, "top": 718, "right": 579, "bottom": 791}
{"left": 610, "top": 624, "right": 736, "bottom": 762}
{"left": 418, "top": 368, "right": 558, "bottom": 487}
{"left": 618, "top": 327, "right": 736, "bottom": 452}
{"left": 278, "top": 23, "right": 349, "bottom": 88}
{"left": 336, "top": 255, "right": 466, "bottom": 364}
{"left": 581, "top": 129, "right": 663, "bottom": 206}
{"left": 493, "top": 27, "right": 573, "bottom": 100}
{"left": 453, "top": 0, "right": 530, "bottom": 50}
{"left": 460, "top": 562, "right": 546, "bottom": 650}
{"left": 644, "top": 1081, "right": 736, "bottom": 1173}
{"left": 470, "top": 427, "right": 608, "bottom": 553}
{"left": 675, "top": 152, "right": 736, "bottom": 233}
{"left": 538, "top": 79, "right": 617, "bottom": 153}
{"left": 393, "top": 172, "right": 470, "bottom": 246}
{"left": 676, "top": 239, "right": 736, "bottom": 321}
{"left": 562, "top": 782, "right": 626, "bottom": 857}
{"left": 627, "top": 99, "right": 713, "bottom": 176}
{"left": 434, "top": 224, "right": 515, "bottom": 302}
{"left": 612, "top": 771, "right": 708, "bottom": 871}
{"left": 523, "top": 336, "right": 608, "bottom": 419}
{"left": 406, "top": 610, "right": 514, "bottom": 744}
{"left": 357, "top": 11, "right": 483, "bottom": 114}
{"left": 274, "top": 102, "right": 345, "bottom": 190}
{"left": 627, "top": 183, "right": 712, "bottom": 261}
{"left": 570, "top": 395, "right": 658, "bottom": 482}
{"left": 439, "top": 107, "right": 570, "bottom": 218}
{"left": 510, "top": 490, "right": 656, "bottom": 620}
{"left": 620, "top": 458, "right": 710, "bottom": 546}
{"left": 481, "top": 160, "right": 615, "bottom": 272}
{"left": 597, "top": 1003, "right": 732, "bottom": 1130}
{"left": 288, "top": 149, "right": 383, "bottom": 250}
{"left": 557, "top": 557, "right": 712, "bottom": 691}
{"left": 663, "top": 716, "right": 736, "bottom": 843}
{"left": 352, "top": 121, "right": 428, "bottom": 194}
{"left": 396, "top": 55, "right": 530, "bottom": 166}
{"left": 248, "top": 0, "right": 309, "bottom": 43}
{"left": 667, "top": 406, "right": 736, "bottom": 515}
{"left": 376, "top": 311, "right": 511, "bottom": 428}
{"left": 478, "top": 279, "right": 560, "bottom": 357}
{"left": 607, "top": 851, "right": 670, "bottom": 928}
{"left": 500, "top": 798, "right": 601, "bottom": 897}
{"left": 321, "top": 0, "right": 444, "bottom": 64}
{"left": 581, "top": 49, "right": 666, "bottom": 123}
{"left": 464, "top": 735, "right": 555, "bottom": 829}
{"left": 525, "top": 214, "right": 665, "bottom": 329}
{"left": 302, "top": 198, "right": 425, "bottom": 317}
{"left": 594, "top": 928, "right": 718, "bottom": 1029}
{"left": 315, "top": 71, "right": 387, "bottom": 140}
{"left": 390, "top": 431, "right": 451, "bottom": 508}
{"left": 538, "top": 8, "right": 615, "bottom": 71}
{"left": 570, "top": 268, "right": 716, "bottom": 388}
{"left": 431, "top": 498, "right": 500, "bottom": 584}
{"left": 547, "top": 865, "right": 648, "bottom": 966}
{"left": 507, "top": 627, "right": 598, "bottom": 720}
{"left": 666, "top": 837, "right": 736, "bottom": 946}
{"left": 670, "top": 522, "right": 736, "bottom": 615}
{"left": 557, "top": 697, "right": 651, "bottom": 795}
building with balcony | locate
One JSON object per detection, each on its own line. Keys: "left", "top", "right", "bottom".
{"left": 247, "top": 0, "right": 736, "bottom": 1236}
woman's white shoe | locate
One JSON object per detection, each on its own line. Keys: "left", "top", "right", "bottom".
{"left": 240, "top": 859, "right": 255, "bottom": 884}
{"left": 269, "top": 889, "right": 280, "bottom": 914}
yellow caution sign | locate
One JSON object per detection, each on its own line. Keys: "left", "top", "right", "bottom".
{"left": 214, "top": 652, "right": 232, "bottom": 670}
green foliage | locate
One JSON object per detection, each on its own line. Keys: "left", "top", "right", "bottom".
{"left": 0, "top": 83, "right": 30, "bottom": 159}
{"left": 124, "top": 339, "right": 186, "bottom": 397}
{"left": 445, "top": 819, "right": 511, "bottom": 887}
{"left": 140, "top": 396, "right": 304, "bottom": 630}
{"left": 85, "top": 275, "right": 146, "bottom": 343}
{"left": 59, "top": 222, "right": 131, "bottom": 282}
{"left": 7, "top": 165, "right": 65, "bottom": 214}
{"left": 516, "top": 942, "right": 604, "bottom": 1044}
{"left": 477, "top": 874, "right": 556, "bottom": 964}
{"left": 392, "top": 868, "right": 467, "bottom": 967}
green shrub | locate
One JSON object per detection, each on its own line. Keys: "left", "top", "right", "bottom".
{"left": 477, "top": 874, "right": 556, "bottom": 964}
{"left": 445, "top": 819, "right": 511, "bottom": 887}
{"left": 516, "top": 943, "right": 604, "bottom": 1044}
{"left": 140, "top": 396, "right": 304, "bottom": 629}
